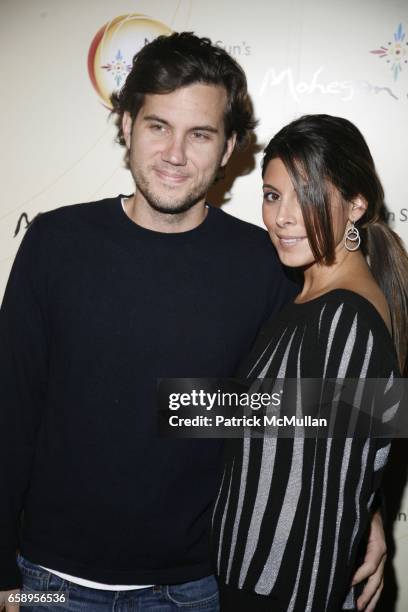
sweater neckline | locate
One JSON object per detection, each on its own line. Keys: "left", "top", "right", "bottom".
{"left": 112, "top": 194, "right": 214, "bottom": 242}
{"left": 290, "top": 288, "right": 393, "bottom": 343}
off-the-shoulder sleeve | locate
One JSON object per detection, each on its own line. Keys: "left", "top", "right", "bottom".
{"left": 213, "top": 296, "right": 400, "bottom": 611}
{"left": 304, "top": 301, "right": 400, "bottom": 610}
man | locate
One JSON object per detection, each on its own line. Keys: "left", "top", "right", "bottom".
{"left": 0, "top": 33, "right": 386, "bottom": 611}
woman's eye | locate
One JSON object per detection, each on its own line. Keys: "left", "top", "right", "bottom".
{"left": 263, "top": 191, "right": 280, "bottom": 202}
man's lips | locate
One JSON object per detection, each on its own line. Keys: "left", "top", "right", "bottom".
{"left": 154, "top": 168, "right": 190, "bottom": 184}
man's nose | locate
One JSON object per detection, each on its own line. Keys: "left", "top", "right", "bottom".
{"left": 161, "top": 135, "right": 187, "bottom": 166}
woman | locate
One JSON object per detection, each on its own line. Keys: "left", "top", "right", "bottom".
{"left": 212, "top": 114, "right": 408, "bottom": 611}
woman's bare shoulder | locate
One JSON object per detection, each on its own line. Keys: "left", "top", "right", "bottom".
{"left": 341, "top": 280, "right": 392, "bottom": 335}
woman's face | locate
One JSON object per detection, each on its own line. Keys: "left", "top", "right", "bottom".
{"left": 262, "top": 157, "right": 349, "bottom": 268}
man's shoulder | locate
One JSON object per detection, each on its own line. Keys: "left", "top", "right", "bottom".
{"left": 31, "top": 196, "right": 119, "bottom": 234}
{"left": 210, "top": 206, "right": 271, "bottom": 246}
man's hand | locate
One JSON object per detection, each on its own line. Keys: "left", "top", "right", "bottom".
{"left": 0, "top": 589, "right": 20, "bottom": 611}
{"left": 351, "top": 509, "right": 387, "bottom": 611}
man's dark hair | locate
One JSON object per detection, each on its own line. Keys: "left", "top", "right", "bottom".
{"left": 111, "top": 31, "right": 256, "bottom": 165}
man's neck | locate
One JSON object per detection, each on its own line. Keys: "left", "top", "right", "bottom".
{"left": 123, "top": 195, "right": 208, "bottom": 234}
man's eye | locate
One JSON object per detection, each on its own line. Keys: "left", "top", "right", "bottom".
{"left": 263, "top": 191, "right": 280, "bottom": 202}
{"left": 192, "top": 131, "right": 210, "bottom": 141}
{"left": 150, "top": 123, "right": 166, "bottom": 132}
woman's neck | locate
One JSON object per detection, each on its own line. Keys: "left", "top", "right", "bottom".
{"left": 295, "top": 248, "right": 371, "bottom": 303}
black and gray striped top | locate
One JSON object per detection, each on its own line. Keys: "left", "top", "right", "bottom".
{"left": 212, "top": 289, "right": 400, "bottom": 612}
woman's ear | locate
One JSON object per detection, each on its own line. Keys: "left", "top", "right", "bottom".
{"left": 349, "top": 196, "right": 368, "bottom": 222}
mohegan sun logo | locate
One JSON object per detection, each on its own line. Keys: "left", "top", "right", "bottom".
{"left": 370, "top": 23, "right": 408, "bottom": 81}
{"left": 88, "top": 14, "right": 172, "bottom": 107}
{"left": 101, "top": 49, "right": 132, "bottom": 89}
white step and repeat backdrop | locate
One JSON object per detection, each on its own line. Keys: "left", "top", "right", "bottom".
{"left": 1, "top": 1, "right": 407, "bottom": 609}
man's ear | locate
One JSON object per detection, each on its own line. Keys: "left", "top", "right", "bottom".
{"left": 122, "top": 111, "right": 133, "bottom": 149}
{"left": 220, "top": 133, "right": 237, "bottom": 167}
{"left": 349, "top": 195, "right": 368, "bottom": 222}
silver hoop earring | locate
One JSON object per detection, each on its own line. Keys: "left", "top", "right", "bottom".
{"left": 344, "top": 221, "right": 361, "bottom": 252}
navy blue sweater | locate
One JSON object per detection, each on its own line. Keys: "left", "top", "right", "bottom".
{"left": 0, "top": 196, "right": 295, "bottom": 589}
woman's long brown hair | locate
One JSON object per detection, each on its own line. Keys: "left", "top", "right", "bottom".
{"left": 263, "top": 114, "right": 408, "bottom": 373}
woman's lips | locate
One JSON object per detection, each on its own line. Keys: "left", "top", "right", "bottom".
{"left": 277, "top": 235, "right": 307, "bottom": 247}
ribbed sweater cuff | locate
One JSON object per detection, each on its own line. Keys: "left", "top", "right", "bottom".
{"left": 0, "top": 549, "right": 21, "bottom": 590}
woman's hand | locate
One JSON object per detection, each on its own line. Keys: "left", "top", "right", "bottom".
{"left": 351, "top": 509, "right": 387, "bottom": 611}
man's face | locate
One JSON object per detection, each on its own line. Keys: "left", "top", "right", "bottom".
{"left": 122, "top": 83, "right": 236, "bottom": 214}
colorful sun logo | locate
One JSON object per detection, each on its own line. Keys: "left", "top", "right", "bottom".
{"left": 88, "top": 14, "right": 173, "bottom": 107}
{"left": 370, "top": 23, "right": 408, "bottom": 81}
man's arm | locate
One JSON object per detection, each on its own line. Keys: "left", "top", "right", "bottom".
{"left": 352, "top": 509, "right": 386, "bottom": 611}
{"left": 0, "top": 589, "right": 20, "bottom": 611}
{"left": 264, "top": 250, "right": 300, "bottom": 325}
{"left": 0, "top": 219, "right": 49, "bottom": 591}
